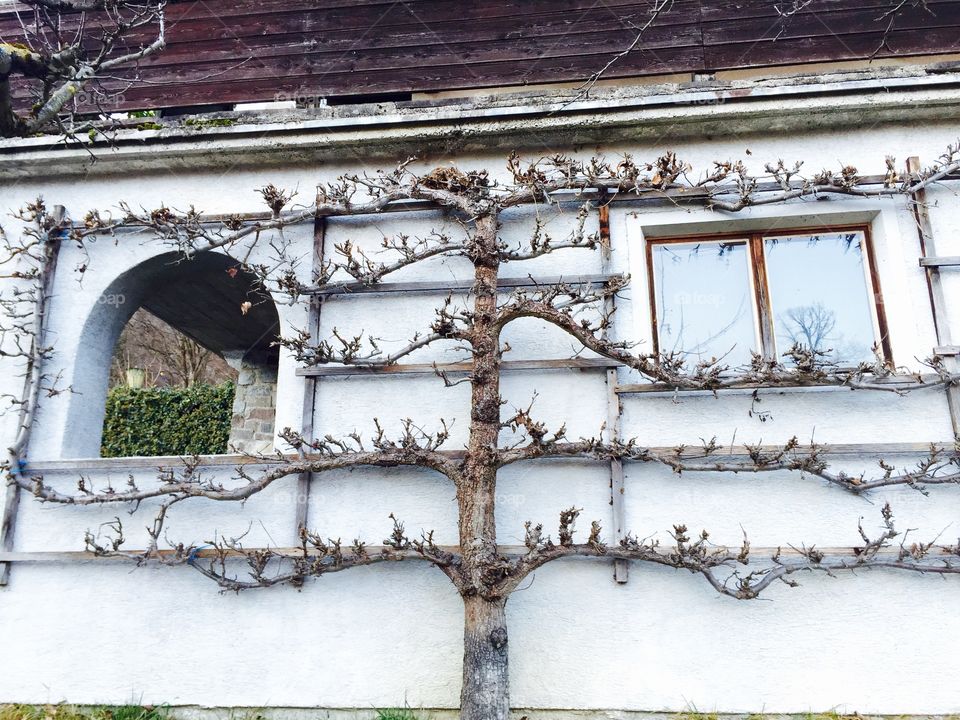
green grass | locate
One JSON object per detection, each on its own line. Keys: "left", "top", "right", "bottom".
{"left": 676, "top": 712, "right": 719, "bottom": 720}
{"left": 0, "top": 707, "right": 167, "bottom": 720}
{"left": 374, "top": 709, "right": 421, "bottom": 720}
{"left": 0, "top": 709, "right": 418, "bottom": 720}
{"left": 5, "top": 706, "right": 955, "bottom": 720}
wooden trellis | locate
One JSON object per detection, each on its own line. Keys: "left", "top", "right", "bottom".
{"left": 1, "top": 161, "right": 959, "bottom": 583}
{"left": 908, "top": 156, "right": 960, "bottom": 438}
{"left": 293, "top": 209, "right": 328, "bottom": 533}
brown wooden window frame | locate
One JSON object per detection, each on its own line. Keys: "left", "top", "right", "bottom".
{"left": 645, "top": 223, "right": 892, "bottom": 369}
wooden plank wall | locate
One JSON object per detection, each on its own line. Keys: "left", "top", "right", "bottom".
{"left": 1, "top": 0, "right": 958, "bottom": 112}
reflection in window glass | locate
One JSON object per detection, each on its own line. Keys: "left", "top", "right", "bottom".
{"left": 652, "top": 241, "right": 756, "bottom": 366}
{"left": 765, "top": 232, "right": 875, "bottom": 365}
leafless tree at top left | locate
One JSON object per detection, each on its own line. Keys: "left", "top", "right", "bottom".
{"left": 0, "top": 0, "right": 165, "bottom": 139}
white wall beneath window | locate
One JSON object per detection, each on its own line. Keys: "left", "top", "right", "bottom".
{"left": 1, "top": 115, "right": 959, "bottom": 715}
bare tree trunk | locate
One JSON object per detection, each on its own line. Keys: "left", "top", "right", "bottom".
{"left": 458, "top": 213, "right": 511, "bottom": 720}
{"left": 460, "top": 214, "right": 502, "bottom": 581}
{"left": 460, "top": 594, "right": 510, "bottom": 720}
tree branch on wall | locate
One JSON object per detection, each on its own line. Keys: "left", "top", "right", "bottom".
{"left": 4, "top": 146, "right": 960, "bottom": 720}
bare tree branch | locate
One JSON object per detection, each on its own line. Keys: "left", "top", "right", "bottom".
{"left": 15, "top": 425, "right": 459, "bottom": 507}
{"left": 0, "top": 1, "right": 166, "bottom": 138}
{"left": 501, "top": 505, "right": 959, "bottom": 598}
{"left": 497, "top": 432, "right": 960, "bottom": 495}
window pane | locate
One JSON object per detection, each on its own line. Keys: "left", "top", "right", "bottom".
{"left": 764, "top": 232, "right": 876, "bottom": 365}
{"left": 652, "top": 241, "right": 756, "bottom": 366}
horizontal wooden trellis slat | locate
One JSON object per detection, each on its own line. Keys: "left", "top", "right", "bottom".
{"left": 0, "top": 545, "right": 946, "bottom": 564}
{"left": 79, "top": 172, "right": 960, "bottom": 234}
{"left": 616, "top": 374, "right": 952, "bottom": 394}
{"left": 22, "top": 442, "right": 954, "bottom": 473}
{"left": 313, "top": 274, "right": 619, "bottom": 297}
{"left": 920, "top": 257, "right": 960, "bottom": 268}
{"left": 296, "top": 357, "right": 621, "bottom": 377}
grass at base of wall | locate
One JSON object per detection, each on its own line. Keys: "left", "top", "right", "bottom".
{"left": 375, "top": 711, "right": 421, "bottom": 720}
{"left": 0, "top": 709, "right": 417, "bottom": 720}
{"left": 3, "top": 707, "right": 958, "bottom": 720}
{"left": 2, "top": 708, "right": 419, "bottom": 720}
{"left": 0, "top": 707, "right": 168, "bottom": 720}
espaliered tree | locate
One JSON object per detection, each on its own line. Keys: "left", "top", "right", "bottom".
{"left": 5, "top": 149, "right": 960, "bottom": 720}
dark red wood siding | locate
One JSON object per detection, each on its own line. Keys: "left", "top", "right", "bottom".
{"left": 2, "top": 0, "right": 958, "bottom": 112}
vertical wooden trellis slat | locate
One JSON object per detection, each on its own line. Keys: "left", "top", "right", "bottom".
{"left": 0, "top": 455, "right": 22, "bottom": 585}
{"left": 606, "top": 369, "right": 628, "bottom": 584}
{"left": 0, "top": 206, "right": 65, "bottom": 586}
{"left": 294, "top": 212, "right": 327, "bottom": 534}
{"left": 598, "top": 197, "right": 629, "bottom": 583}
{"left": 908, "top": 156, "right": 960, "bottom": 438}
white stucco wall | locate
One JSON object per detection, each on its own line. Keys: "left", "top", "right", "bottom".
{"left": 1, "top": 90, "right": 959, "bottom": 715}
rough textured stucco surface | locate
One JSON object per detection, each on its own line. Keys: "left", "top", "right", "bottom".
{"left": 0, "top": 99, "right": 959, "bottom": 714}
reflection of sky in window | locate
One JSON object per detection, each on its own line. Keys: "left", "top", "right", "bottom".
{"left": 765, "top": 233, "right": 875, "bottom": 365}
{"left": 652, "top": 241, "right": 756, "bottom": 366}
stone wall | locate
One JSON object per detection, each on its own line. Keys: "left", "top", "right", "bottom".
{"left": 226, "top": 349, "right": 278, "bottom": 453}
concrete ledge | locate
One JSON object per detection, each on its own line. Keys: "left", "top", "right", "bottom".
{"left": 0, "top": 67, "right": 959, "bottom": 179}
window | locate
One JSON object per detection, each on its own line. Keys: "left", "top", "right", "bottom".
{"left": 647, "top": 226, "right": 889, "bottom": 368}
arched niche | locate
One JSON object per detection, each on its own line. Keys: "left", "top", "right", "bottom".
{"left": 62, "top": 251, "right": 280, "bottom": 458}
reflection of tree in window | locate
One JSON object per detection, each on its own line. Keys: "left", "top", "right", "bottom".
{"left": 653, "top": 240, "right": 755, "bottom": 366}
{"left": 765, "top": 232, "right": 874, "bottom": 366}
{"left": 768, "top": 232, "right": 861, "bottom": 253}
{"left": 781, "top": 302, "right": 836, "bottom": 354}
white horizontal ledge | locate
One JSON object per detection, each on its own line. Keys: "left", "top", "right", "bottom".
{"left": 5, "top": 69, "right": 960, "bottom": 180}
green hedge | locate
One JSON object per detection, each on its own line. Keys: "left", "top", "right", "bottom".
{"left": 101, "top": 382, "right": 235, "bottom": 457}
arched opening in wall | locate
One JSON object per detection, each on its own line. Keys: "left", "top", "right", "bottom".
{"left": 62, "top": 251, "right": 280, "bottom": 459}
